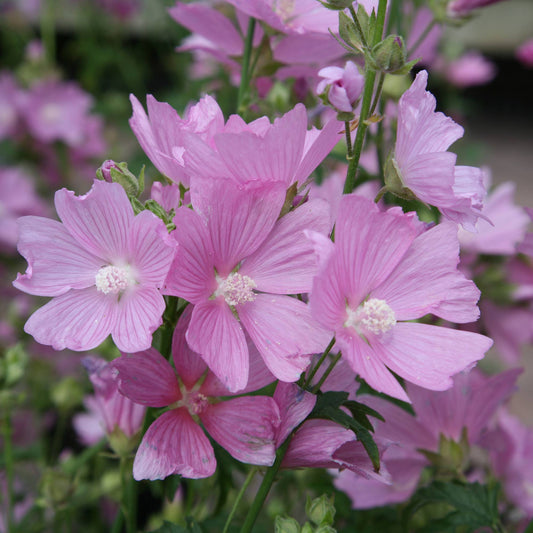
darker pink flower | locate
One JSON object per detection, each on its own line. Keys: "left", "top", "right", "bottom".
{"left": 309, "top": 195, "right": 493, "bottom": 402}
{"left": 111, "top": 309, "right": 279, "bottom": 480}
{"left": 14, "top": 180, "right": 176, "bottom": 353}
{"left": 516, "top": 38, "right": 533, "bottom": 68}
{"left": 164, "top": 178, "right": 331, "bottom": 392}
{"left": 448, "top": 0, "right": 509, "bottom": 17}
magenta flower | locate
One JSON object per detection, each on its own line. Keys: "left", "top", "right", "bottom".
{"left": 336, "top": 368, "right": 521, "bottom": 508}
{"left": 448, "top": 0, "right": 509, "bottom": 17}
{"left": 73, "top": 356, "right": 145, "bottom": 447}
{"left": 317, "top": 61, "right": 364, "bottom": 113}
{"left": 14, "top": 180, "right": 176, "bottom": 353}
{"left": 388, "top": 70, "right": 486, "bottom": 230}
{"left": 516, "top": 38, "right": 533, "bottom": 68}
{"left": 164, "top": 178, "right": 331, "bottom": 392}
{"left": 111, "top": 309, "right": 280, "bottom": 480}
{"left": 309, "top": 195, "right": 493, "bottom": 402}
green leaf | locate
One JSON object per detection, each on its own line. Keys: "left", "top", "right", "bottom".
{"left": 342, "top": 400, "right": 384, "bottom": 431}
{"left": 312, "top": 391, "right": 349, "bottom": 416}
{"left": 403, "top": 481, "right": 503, "bottom": 532}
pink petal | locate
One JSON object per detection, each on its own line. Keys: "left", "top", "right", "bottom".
{"left": 163, "top": 206, "right": 216, "bottom": 303}
{"left": 24, "top": 287, "right": 117, "bottom": 351}
{"left": 133, "top": 409, "right": 215, "bottom": 480}
{"left": 191, "top": 179, "right": 286, "bottom": 276}
{"left": 337, "top": 329, "right": 411, "bottom": 402}
{"left": 273, "top": 382, "right": 316, "bottom": 446}
{"left": 373, "top": 322, "right": 492, "bottom": 392}
{"left": 112, "top": 286, "right": 166, "bottom": 353}
{"left": 372, "top": 222, "right": 480, "bottom": 323}
{"left": 240, "top": 199, "right": 330, "bottom": 294}
{"left": 187, "top": 299, "right": 249, "bottom": 393}
{"left": 335, "top": 195, "right": 418, "bottom": 305}
{"left": 239, "top": 294, "right": 330, "bottom": 382}
{"left": 111, "top": 349, "right": 179, "bottom": 407}
{"left": 201, "top": 396, "right": 280, "bottom": 466}
{"left": 172, "top": 306, "right": 208, "bottom": 388}
{"left": 14, "top": 216, "right": 102, "bottom": 296}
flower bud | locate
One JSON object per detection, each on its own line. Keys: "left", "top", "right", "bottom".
{"left": 96, "top": 160, "right": 142, "bottom": 197}
{"left": 368, "top": 35, "right": 418, "bottom": 75}
{"left": 319, "top": 0, "right": 356, "bottom": 9}
{"left": 1, "top": 343, "right": 28, "bottom": 388}
{"left": 51, "top": 376, "right": 84, "bottom": 412}
{"left": 275, "top": 516, "right": 301, "bottom": 533}
{"left": 317, "top": 61, "right": 364, "bottom": 113}
{"left": 306, "top": 494, "right": 336, "bottom": 527}
{"left": 40, "top": 468, "right": 75, "bottom": 509}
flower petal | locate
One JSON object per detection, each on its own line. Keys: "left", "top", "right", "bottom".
{"left": 133, "top": 409, "right": 215, "bottom": 480}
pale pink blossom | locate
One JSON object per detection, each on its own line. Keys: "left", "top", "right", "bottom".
{"left": 336, "top": 368, "right": 521, "bottom": 508}
{"left": 164, "top": 178, "right": 331, "bottom": 392}
{"left": 317, "top": 61, "right": 364, "bottom": 113}
{"left": 516, "top": 39, "right": 533, "bottom": 68}
{"left": 111, "top": 309, "right": 279, "bottom": 480}
{"left": 407, "top": 8, "right": 442, "bottom": 66}
{"left": 14, "top": 180, "right": 176, "bottom": 352}
{"left": 389, "top": 70, "right": 486, "bottom": 230}
{"left": 443, "top": 52, "right": 496, "bottom": 88}
{"left": 73, "top": 356, "right": 145, "bottom": 446}
{"left": 309, "top": 195, "right": 492, "bottom": 402}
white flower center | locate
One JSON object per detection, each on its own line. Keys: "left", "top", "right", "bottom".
{"left": 41, "top": 103, "right": 61, "bottom": 123}
{"left": 345, "top": 298, "right": 396, "bottom": 336}
{"left": 95, "top": 265, "right": 135, "bottom": 295}
{"left": 273, "top": 0, "right": 294, "bottom": 20}
{"left": 215, "top": 272, "right": 256, "bottom": 306}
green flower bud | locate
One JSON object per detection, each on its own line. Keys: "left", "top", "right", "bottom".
{"left": 97, "top": 160, "right": 143, "bottom": 198}
{"left": 306, "top": 494, "right": 336, "bottom": 527}
{"left": 318, "top": 0, "right": 355, "bottom": 10}
{"left": 2, "top": 343, "right": 28, "bottom": 387}
{"left": 367, "top": 35, "right": 418, "bottom": 74}
{"left": 51, "top": 377, "right": 84, "bottom": 412}
{"left": 108, "top": 426, "right": 142, "bottom": 457}
{"left": 275, "top": 516, "right": 301, "bottom": 533}
{"left": 40, "top": 468, "right": 75, "bottom": 509}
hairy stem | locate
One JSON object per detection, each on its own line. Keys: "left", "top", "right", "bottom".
{"left": 237, "top": 18, "right": 257, "bottom": 115}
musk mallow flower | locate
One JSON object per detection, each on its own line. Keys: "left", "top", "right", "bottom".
{"left": 317, "top": 61, "right": 364, "bottom": 113}
{"left": 385, "top": 70, "right": 486, "bottom": 231}
{"left": 308, "top": 195, "right": 493, "bottom": 402}
{"left": 13, "top": 180, "right": 176, "bottom": 353}
{"left": 163, "top": 178, "right": 331, "bottom": 392}
{"left": 111, "top": 308, "right": 280, "bottom": 480}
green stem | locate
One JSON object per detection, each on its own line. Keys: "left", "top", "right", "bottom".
{"left": 312, "top": 352, "right": 342, "bottom": 393}
{"left": 120, "top": 456, "right": 136, "bottom": 533}
{"left": 344, "top": 121, "right": 354, "bottom": 161}
{"left": 222, "top": 467, "right": 257, "bottom": 533}
{"left": 343, "top": 0, "right": 388, "bottom": 194}
{"left": 63, "top": 439, "right": 107, "bottom": 475}
{"left": 369, "top": 73, "right": 385, "bottom": 117}
{"left": 159, "top": 296, "right": 180, "bottom": 358}
{"left": 240, "top": 438, "right": 291, "bottom": 533}
{"left": 304, "top": 337, "right": 336, "bottom": 389}
{"left": 237, "top": 18, "right": 257, "bottom": 115}
{"left": 407, "top": 19, "right": 437, "bottom": 57}
{"left": 2, "top": 410, "right": 14, "bottom": 532}
{"left": 41, "top": 0, "right": 56, "bottom": 65}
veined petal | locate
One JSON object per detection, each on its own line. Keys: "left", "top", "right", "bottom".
{"left": 241, "top": 199, "right": 330, "bottom": 294}
{"left": 372, "top": 322, "right": 492, "bottom": 392}
{"left": 14, "top": 216, "right": 102, "bottom": 296}
{"left": 112, "top": 286, "right": 166, "bottom": 353}
{"left": 55, "top": 180, "right": 133, "bottom": 262}
{"left": 187, "top": 299, "right": 249, "bottom": 393}
{"left": 111, "top": 349, "right": 179, "bottom": 407}
{"left": 133, "top": 409, "right": 215, "bottom": 480}
{"left": 239, "top": 294, "right": 330, "bottom": 382}
{"left": 201, "top": 396, "right": 280, "bottom": 466}
{"left": 24, "top": 287, "right": 116, "bottom": 351}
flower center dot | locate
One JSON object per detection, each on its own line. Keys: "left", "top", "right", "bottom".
{"left": 185, "top": 391, "right": 209, "bottom": 416}
{"left": 345, "top": 298, "right": 396, "bottom": 336}
{"left": 215, "top": 272, "right": 256, "bottom": 306}
{"left": 95, "top": 265, "right": 135, "bottom": 295}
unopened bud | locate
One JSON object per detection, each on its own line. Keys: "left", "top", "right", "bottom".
{"left": 275, "top": 516, "right": 301, "bottom": 533}
{"left": 40, "top": 468, "right": 75, "bottom": 509}
{"left": 319, "top": 0, "right": 356, "bottom": 9}
{"left": 1, "top": 343, "right": 28, "bottom": 387}
{"left": 51, "top": 377, "right": 84, "bottom": 412}
{"left": 368, "top": 35, "right": 418, "bottom": 75}
{"left": 306, "top": 494, "right": 336, "bottom": 527}
{"left": 96, "top": 160, "right": 141, "bottom": 197}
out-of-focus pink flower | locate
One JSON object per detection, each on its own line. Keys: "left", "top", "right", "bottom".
{"left": 308, "top": 194, "right": 492, "bottom": 402}
{"left": 407, "top": 8, "right": 442, "bottom": 66}
{"left": 112, "top": 308, "right": 279, "bottom": 480}
{"left": 20, "top": 81, "right": 93, "bottom": 147}
{"left": 443, "top": 52, "right": 497, "bottom": 88}
{"left": 516, "top": 38, "right": 533, "bottom": 68}
{"left": 73, "top": 356, "right": 145, "bottom": 447}
{"left": 447, "top": 0, "right": 509, "bottom": 17}
{"left": 14, "top": 180, "right": 176, "bottom": 353}
{"left": 317, "top": 61, "right": 364, "bottom": 113}
{"left": 94, "top": 0, "right": 140, "bottom": 19}
{"left": 389, "top": 70, "right": 486, "bottom": 230}
{"left": 0, "top": 72, "right": 21, "bottom": 140}
{"left": 0, "top": 167, "right": 47, "bottom": 252}
{"left": 164, "top": 178, "right": 331, "bottom": 392}
{"left": 458, "top": 180, "right": 529, "bottom": 255}
{"left": 336, "top": 368, "right": 521, "bottom": 508}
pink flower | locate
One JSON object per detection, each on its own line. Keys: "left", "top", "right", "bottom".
{"left": 0, "top": 72, "right": 21, "bottom": 140}
{"left": 0, "top": 167, "right": 48, "bottom": 252}
{"left": 308, "top": 195, "right": 492, "bottom": 402}
{"left": 516, "top": 38, "right": 533, "bottom": 68}
{"left": 444, "top": 52, "right": 496, "bottom": 88}
{"left": 388, "top": 70, "right": 486, "bottom": 230}
{"left": 14, "top": 180, "right": 176, "bottom": 353}
{"left": 336, "top": 368, "right": 521, "bottom": 508}
{"left": 164, "top": 178, "right": 331, "bottom": 392}
{"left": 317, "top": 61, "right": 364, "bottom": 113}
{"left": 73, "top": 356, "right": 145, "bottom": 447}
{"left": 406, "top": 8, "right": 442, "bottom": 66}
{"left": 111, "top": 309, "right": 280, "bottom": 480}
